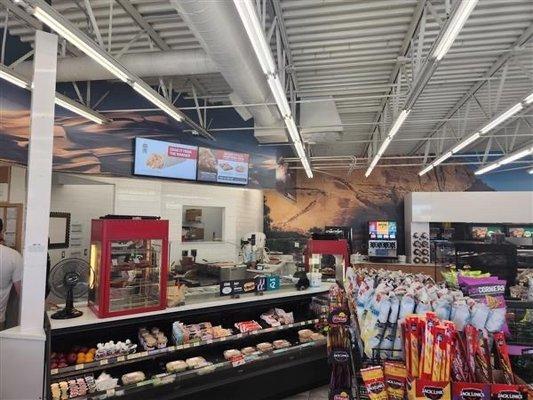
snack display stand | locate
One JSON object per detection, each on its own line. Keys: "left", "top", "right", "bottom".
{"left": 45, "top": 285, "right": 330, "bottom": 400}
{"left": 342, "top": 267, "right": 532, "bottom": 400}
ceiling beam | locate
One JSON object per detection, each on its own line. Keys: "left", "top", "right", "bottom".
{"left": 115, "top": 0, "right": 170, "bottom": 51}
{"left": 363, "top": 0, "right": 427, "bottom": 155}
{"left": 409, "top": 22, "right": 533, "bottom": 155}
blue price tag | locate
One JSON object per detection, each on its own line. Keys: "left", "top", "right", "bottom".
{"left": 266, "top": 276, "right": 280, "bottom": 291}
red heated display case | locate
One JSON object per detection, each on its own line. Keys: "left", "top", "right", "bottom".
{"left": 89, "top": 217, "right": 169, "bottom": 318}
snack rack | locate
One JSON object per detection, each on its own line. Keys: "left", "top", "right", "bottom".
{"left": 89, "top": 217, "right": 169, "bottom": 318}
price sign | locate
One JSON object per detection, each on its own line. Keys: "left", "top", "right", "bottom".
{"left": 266, "top": 276, "right": 280, "bottom": 291}
{"left": 219, "top": 279, "right": 257, "bottom": 296}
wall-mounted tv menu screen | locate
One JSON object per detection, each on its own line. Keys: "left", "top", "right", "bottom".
{"left": 369, "top": 221, "right": 397, "bottom": 240}
{"left": 197, "top": 147, "right": 249, "bottom": 185}
{"left": 134, "top": 138, "right": 198, "bottom": 180}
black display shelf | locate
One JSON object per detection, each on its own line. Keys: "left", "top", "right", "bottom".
{"left": 46, "top": 289, "right": 329, "bottom": 400}
{"left": 61, "top": 340, "right": 326, "bottom": 400}
{"left": 50, "top": 318, "right": 319, "bottom": 379}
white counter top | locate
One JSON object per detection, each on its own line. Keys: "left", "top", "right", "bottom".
{"left": 48, "top": 283, "right": 331, "bottom": 331}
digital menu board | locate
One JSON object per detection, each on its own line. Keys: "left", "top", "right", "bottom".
{"left": 197, "top": 147, "right": 249, "bottom": 185}
{"left": 369, "top": 221, "right": 397, "bottom": 239}
{"left": 509, "top": 227, "right": 533, "bottom": 238}
{"left": 133, "top": 138, "right": 198, "bottom": 180}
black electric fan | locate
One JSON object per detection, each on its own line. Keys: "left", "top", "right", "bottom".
{"left": 49, "top": 258, "right": 89, "bottom": 319}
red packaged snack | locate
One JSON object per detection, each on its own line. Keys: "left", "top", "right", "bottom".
{"left": 493, "top": 332, "right": 514, "bottom": 384}
{"left": 234, "top": 320, "right": 262, "bottom": 333}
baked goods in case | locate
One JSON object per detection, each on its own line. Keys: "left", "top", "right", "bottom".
{"left": 186, "top": 356, "right": 207, "bottom": 369}
{"left": 256, "top": 342, "right": 273, "bottom": 352}
{"left": 241, "top": 346, "right": 256, "bottom": 355}
{"left": 298, "top": 329, "right": 314, "bottom": 343}
{"left": 311, "top": 332, "right": 325, "bottom": 341}
{"left": 166, "top": 360, "right": 187, "bottom": 373}
{"left": 273, "top": 339, "right": 291, "bottom": 349}
{"left": 121, "top": 371, "right": 146, "bottom": 385}
{"left": 223, "top": 349, "right": 242, "bottom": 360}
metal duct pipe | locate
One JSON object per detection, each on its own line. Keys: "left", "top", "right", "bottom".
{"left": 171, "top": 0, "right": 282, "bottom": 134}
{"left": 14, "top": 49, "right": 218, "bottom": 82}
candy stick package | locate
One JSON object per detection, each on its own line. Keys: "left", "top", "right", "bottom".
{"left": 431, "top": 325, "right": 447, "bottom": 382}
{"left": 420, "top": 312, "right": 438, "bottom": 380}
{"left": 493, "top": 332, "right": 514, "bottom": 384}
{"left": 464, "top": 325, "right": 478, "bottom": 378}
{"left": 360, "top": 366, "right": 388, "bottom": 400}
{"left": 384, "top": 362, "right": 407, "bottom": 400}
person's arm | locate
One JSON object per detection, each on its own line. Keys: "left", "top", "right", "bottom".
{"left": 12, "top": 250, "right": 23, "bottom": 296}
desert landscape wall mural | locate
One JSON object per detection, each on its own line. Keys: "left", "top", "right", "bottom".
{"left": 263, "top": 164, "right": 496, "bottom": 254}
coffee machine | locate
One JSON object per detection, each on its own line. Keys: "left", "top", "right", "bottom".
{"left": 368, "top": 220, "right": 398, "bottom": 260}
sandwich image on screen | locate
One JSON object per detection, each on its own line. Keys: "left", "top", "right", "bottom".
{"left": 134, "top": 138, "right": 198, "bottom": 180}
{"left": 197, "top": 147, "right": 249, "bottom": 185}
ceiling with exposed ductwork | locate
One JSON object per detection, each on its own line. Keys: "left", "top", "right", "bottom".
{"left": 1, "top": 0, "right": 532, "bottom": 174}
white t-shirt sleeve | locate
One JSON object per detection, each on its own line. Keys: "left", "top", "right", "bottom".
{"left": 11, "top": 250, "right": 23, "bottom": 283}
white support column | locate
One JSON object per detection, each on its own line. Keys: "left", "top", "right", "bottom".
{"left": 0, "top": 30, "right": 58, "bottom": 400}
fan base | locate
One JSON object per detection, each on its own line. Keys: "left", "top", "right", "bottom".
{"left": 51, "top": 307, "right": 83, "bottom": 319}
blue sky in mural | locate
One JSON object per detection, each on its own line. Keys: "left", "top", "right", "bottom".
{"left": 477, "top": 167, "right": 533, "bottom": 191}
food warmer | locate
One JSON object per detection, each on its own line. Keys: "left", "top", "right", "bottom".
{"left": 89, "top": 216, "right": 169, "bottom": 318}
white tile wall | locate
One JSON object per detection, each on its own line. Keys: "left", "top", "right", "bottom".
{"left": 97, "top": 176, "right": 264, "bottom": 264}
{"left": 8, "top": 170, "right": 264, "bottom": 265}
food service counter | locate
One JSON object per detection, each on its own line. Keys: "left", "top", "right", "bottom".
{"left": 352, "top": 261, "right": 445, "bottom": 281}
{"left": 44, "top": 284, "right": 331, "bottom": 400}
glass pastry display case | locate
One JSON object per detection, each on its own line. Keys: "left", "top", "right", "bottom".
{"left": 89, "top": 217, "right": 169, "bottom": 318}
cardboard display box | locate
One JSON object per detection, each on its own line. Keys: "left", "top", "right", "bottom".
{"left": 408, "top": 378, "right": 451, "bottom": 400}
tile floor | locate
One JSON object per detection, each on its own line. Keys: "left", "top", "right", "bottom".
{"left": 282, "top": 385, "right": 329, "bottom": 400}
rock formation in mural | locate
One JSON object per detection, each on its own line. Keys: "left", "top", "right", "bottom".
{"left": 264, "top": 165, "right": 494, "bottom": 253}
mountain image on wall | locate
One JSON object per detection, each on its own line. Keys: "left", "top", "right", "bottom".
{"left": 263, "top": 165, "right": 495, "bottom": 253}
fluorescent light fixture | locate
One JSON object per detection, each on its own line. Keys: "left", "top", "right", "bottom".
{"left": 268, "top": 75, "right": 291, "bottom": 117}
{"left": 233, "top": 0, "right": 276, "bottom": 75}
{"left": 474, "top": 144, "right": 533, "bottom": 175}
{"left": 433, "top": 151, "right": 452, "bottom": 167}
{"left": 480, "top": 103, "right": 523, "bottom": 134}
{"left": 525, "top": 92, "right": 533, "bottom": 105}
{"left": 499, "top": 148, "right": 533, "bottom": 165}
{"left": 54, "top": 96, "right": 106, "bottom": 124}
{"left": 528, "top": 168, "right": 533, "bottom": 174}
{"left": 432, "top": 0, "right": 478, "bottom": 61}
{"left": 284, "top": 116, "right": 302, "bottom": 144}
{"left": 33, "top": 6, "right": 129, "bottom": 83}
{"left": 452, "top": 132, "right": 481, "bottom": 153}
{"left": 475, "top": 163, "right": 500, "bottom": 175}
{"left": 419, "top": 164, "right": 434, "bottom": 176}
{"left": 132, "top": 82, "right": 183, "bottom": 123}
{"left": 364, "top": 109, "right": 410, "bottom": 178}
{"left": 389, "top": 109, "right": 411, "bottom": 138}
{"left": 0, "top": 66, "right": 29, "bottom": 89}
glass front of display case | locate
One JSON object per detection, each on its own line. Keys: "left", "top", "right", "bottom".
{"left": 88, "top": 241, "right": 101, "bottom": 309}
{"left": 109, "top": 239, "right": 162, "bottom": 312}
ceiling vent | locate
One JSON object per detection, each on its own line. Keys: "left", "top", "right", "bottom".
{"left": 300, "top": 97, "right": 343, "bottom": 142}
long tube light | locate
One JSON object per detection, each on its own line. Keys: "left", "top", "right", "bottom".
{"left": 528, "top": 168, "right": 533, "bottom": 174}
{"left": 30, "top": 1, "right": 214, "bottom": 134}
{"left": 54, "top": 94, "right": 107, "bottom": 124}
{"left": 233, "top": 0, "right": 276, "bottom": 75}
{"left": 431, "top": 0, "right": 478, "bottom": 61}
{"left": 419, "top": 93, "right": 531, "bottom": 176}
{"left": 418, "top": 164, "right": 434, "bottom": 176}
{"left": 0, "top": 64, "right": 30, "bottom": 89}
{"left": 233, "top": 0, "right": 312, "bottom": 178}
{"left": 452, "top": 132, "right": 481, "bottom": 153}
{"left": 480, "top": 103, "right": 523, "bottom": 134}
{"left": 132, "top": 82, "right": 182, "bottom": 122}
{"left": 433, "top": 151, "right": 453, "bottom": 167}
{"left": 365, "top": 109, "right": 410, "bottom": 177}
{"left": 33, "top": 6, "right": 129, "bottom": 82}
{"left": 474, "top": 144, "right": 533, "bottom": 175}
{"left": 0, "top": 59, "right": 107, "bottom": 124}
